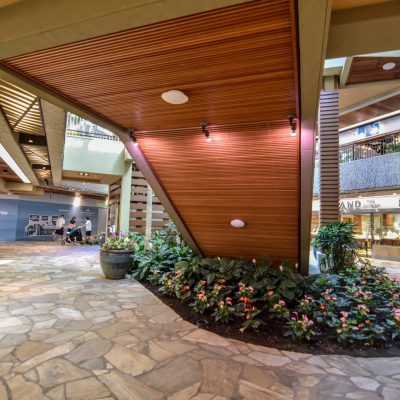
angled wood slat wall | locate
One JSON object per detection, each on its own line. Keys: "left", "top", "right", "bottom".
{"left": 137, "top": 122, "right": 299, "bottom": 259}
{"left": 319, "top": 91, "right": 340, "bottom": 226}
{"left": 2, "top": 0, "right": 299, "bottom": 261}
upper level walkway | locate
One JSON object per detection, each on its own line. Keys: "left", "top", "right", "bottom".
{"left": 0, "top": 242, "right": 399, "bottom": 399}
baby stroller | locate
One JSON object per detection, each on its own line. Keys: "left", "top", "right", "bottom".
{"left": 61, "top": 227, "right": 83, "bottom": 245}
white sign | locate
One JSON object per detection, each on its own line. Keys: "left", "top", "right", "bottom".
{"left": 0, "top": 211, "right": 8, "bottom": 216}
{"left": 313, "top": 196, "right": 400, "bottom": 213}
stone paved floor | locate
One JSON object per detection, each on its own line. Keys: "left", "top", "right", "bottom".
{"left": 1, "top": 243, "right": 400, "bottom": 400}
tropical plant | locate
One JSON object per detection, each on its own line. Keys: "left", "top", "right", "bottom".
{"left": 312, "top": 222, "right": 359, "bottom": 273}
{"left": 102, "top": 236, "right": 136, "bottom": 251}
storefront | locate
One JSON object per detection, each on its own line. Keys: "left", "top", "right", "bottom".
{"left": 312, "top": 195, "right": 400, "bottom": 260}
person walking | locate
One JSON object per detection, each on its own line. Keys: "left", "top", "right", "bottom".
{"left": 84, "top": 216, "right": 92, "bottom": 241}
{"left": 53, "top": 214, "right": 65, "bottom": 241}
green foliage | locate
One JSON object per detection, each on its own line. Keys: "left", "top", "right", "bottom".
{"left": 102, "top": 236, "right": 136, "bottom": 251}
{"left": 312, "top": 222, "right": 359, "bottom": 273}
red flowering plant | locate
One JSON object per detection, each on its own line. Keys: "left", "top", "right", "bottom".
{"left": 172, "top": 270, "right": 193, "bottom": 300}
{"left": 284, "top": 312, "right": 316, "bottom": 342}
{"left": 159, "top": 271, "right": 176, "bottom": 296}
{"left": 147, "top": 269, "right": 162, "bottom": 285}
{"left": 270, "top": 299, "right": 290, "bottom": 320}
{"left": 212, "top": 297, "right": 236, "bottom": 323}
{"left": 236, "top": 282, "right": 263, "bottom": 331}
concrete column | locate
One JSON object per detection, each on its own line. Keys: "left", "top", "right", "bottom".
{"left": 319, "top": 89, "right": 340, "bottom": 225}
{"left": 119, "top": 162, "right": 132, "bottom": 234}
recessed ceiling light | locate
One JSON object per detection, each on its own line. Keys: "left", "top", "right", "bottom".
{"left": 28, "top": 139, "right": 34, "bottom": 144}
{"left": 161, "top": 90, "right": 188, "bottom": 105}
{"left": 383, "top": 62, "right": 396, "bottom": 70}
{"left": 84, "top": 173, "right": 89, "bottom": 176}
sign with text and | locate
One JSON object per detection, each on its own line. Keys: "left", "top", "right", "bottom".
{"left": 313, "top": 196, "right": 400, "bottom": 213}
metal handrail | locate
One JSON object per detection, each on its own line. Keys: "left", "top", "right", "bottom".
{"left": 339, "top": 132, "right": 400, "bottom": 163}
{"left": 66, "top": 130, "right": 120, "bottom": 141}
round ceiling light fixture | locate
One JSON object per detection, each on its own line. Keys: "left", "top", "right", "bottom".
{"left": 230, "top": 219, "right": 246, "bottom": 229}
{"left": 383, "top": 62, "right": 396, "bottom": 70}
{"left": 161, "top": 90, "right": 188, "bottom": 105}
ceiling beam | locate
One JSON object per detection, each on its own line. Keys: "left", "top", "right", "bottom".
{"left": 40, "top": 99, "right": 66, "bottom": 187}
{"left": 298, "top": 0, "right": 332, "bottom": 274}
{"left": 327, "top": 2, "right": 400, "bottom": 58}
{"left": 0, "top": 107, "right": 39, "bottom": 185}
{"left": 0, "top": 64, "right": 202, "bottom": 255}
{"left": 0, "top": 0, "right": 250, "bottom": 60}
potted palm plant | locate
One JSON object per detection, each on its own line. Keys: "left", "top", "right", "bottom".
{"left": 100, "top": 236, "right": 136, "bottom": 279}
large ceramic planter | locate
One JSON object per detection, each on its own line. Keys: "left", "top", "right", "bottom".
{"left": 100, "top": 249, "right": 134, "bottom": 279}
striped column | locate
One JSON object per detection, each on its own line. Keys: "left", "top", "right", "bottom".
{"left": 319, "top": 90, "right": 340, "bottom": 225}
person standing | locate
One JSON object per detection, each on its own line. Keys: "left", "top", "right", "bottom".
{"left": 84, "top": 216, "right": 92, "bottom": 241}
{"left": 53, "top": 214, "right": 65, "bottom": 241}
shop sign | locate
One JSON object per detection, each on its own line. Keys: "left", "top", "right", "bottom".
{"left": 313, "top": 196, "right": 400, "bottom": 212}
{"left": 357, "top": 122, "right": 380, "bottom": 138}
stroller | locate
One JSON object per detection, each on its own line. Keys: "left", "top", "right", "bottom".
{"left": 61, "top": 227, "right": 83, "bottom": 245}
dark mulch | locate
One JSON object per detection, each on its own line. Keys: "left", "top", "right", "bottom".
{"left": 142, "top": 281, "right": 400, "bottom": 357}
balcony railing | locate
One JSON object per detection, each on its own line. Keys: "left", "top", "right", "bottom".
{"left": 339, "top": 132, "right": 400, "bottom": 163}
{"left": 66, "top": 129, "right": 120, "bottom": 141}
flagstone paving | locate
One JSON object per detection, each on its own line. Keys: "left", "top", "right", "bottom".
{"left": 1, "top": 242, "right": 400, "bottom": 399}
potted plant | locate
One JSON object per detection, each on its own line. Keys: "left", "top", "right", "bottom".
{"left": 100, "top": 236, "right": 136, "bottom": 279}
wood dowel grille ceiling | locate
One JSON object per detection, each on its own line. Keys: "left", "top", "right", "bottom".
{"left": 319, "top": 91, "right": 340, "bottom": 226}
{"left": 2, "top": 0, "right": 300, "bottom": 261}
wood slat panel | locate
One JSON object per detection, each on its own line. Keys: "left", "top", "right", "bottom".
{"left": 340, "top": 93, "right": 400, "bottom": 129}
{"left": 138, "top": 121, "right": 299, "bottom": 259}
{"left": 347, "top": 56, "right": 400, "bottom": 85}
{"left": 3, "top": 0, "right": 299, "bottom": 260}
{"left": 2, "top": 0, "right": 296, "bottom": 131}
{"left": 0, "top": 157, "right": 21, "bottom": 182}
{"left": 319, "top": 91, "right": 340, "bottom": 226}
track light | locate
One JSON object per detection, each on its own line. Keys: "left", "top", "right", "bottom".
{"left": 288, "top": 114, "right": 297, "bottom": 137}
{"left": 200, "top": 120, "right": 211, "bottom": 142}
{"left": 129, "top": 128, "right": 139, "bottom": 147}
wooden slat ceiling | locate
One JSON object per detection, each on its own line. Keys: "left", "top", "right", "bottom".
{"left": 2, "top": 0, "right": 297, "bottom": 131}
{"left": 347, "top": 57, "right": 400, "bottom": 85}
{"left": 0, "top": 79, "right": 52, "bottom": 184}
{"left": 339, "top": 93, "right": 400, "bottom": 129}
{"left": 1, "top": 0, "right": 299, "bottom": 261}
{"left": 0, "top": 156, "right": 21, "bottom": 182}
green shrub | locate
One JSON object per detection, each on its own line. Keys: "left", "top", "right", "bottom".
{"left": 312, "top": 222, "right": 359, "bottom": 273}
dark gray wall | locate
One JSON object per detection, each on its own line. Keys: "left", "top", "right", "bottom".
{"left": 314, "top": 153, "right": 400, "bottom": 194}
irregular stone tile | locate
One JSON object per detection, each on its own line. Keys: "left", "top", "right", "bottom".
{"left": 242, "top": 364, "right": 280, "bottom": 389}
{"left": 285, "top": 362, "right": 327, "bottom": 375}
{"left": 44, "top": 330, "right": 85, "bottom": 344}
{"left": 147, "top": 340, "right": 176, "bottom": 362}
{"left": 358, "top": 358, "right": 400, "bottom": 376}
{"left": 105, "top": 343, "right": 156, "bottom": 376}
{"left": 14, "top": 342, "right": 76, "bottom": 373}
{"left": 37, "top": 358, "right": 91, "bottom": 388}
{"left": 15, "top": 341, "right": 54, "bottom": 362}
{"left": 382, "top": 387, "right": 400, "bottom": 400}
{"left": 112, "top": 334, "right": 140, "bottom": 346}
{"left": 0, "top": 361, "right": 13, "bottom": 375}
{"left": 0, "top": 316, "right": 26, "bottom": 329}
{"left": 350, "top": 376, "right": 380, "bottom": 391}
{"left": 376, "top": 375, "right": 400, "bottom": 388}
{"left": 0, "top": 333, "right": 26, "bottom": 348}
{"left": 98, "top": 321, "right": 135, "bottom": 339}
{"left": 325, "top": 367, "right": 347, "bottom": 376}
{"left": 52, "top": 307, "right": 84, "bottom": 320}
{"left": 232, "top": 355, "right": 263, "bottom": 365}
{"left": 248, "top": 351, "right": 291, "bottom": 367}
{"left": 168, "top": 382, "right": 201, "bottom": 400}
{"left": 323, "top": 356, "right": 371, "bottom": 377}
{"left": 24, "top": 368, "right": 38, "bottom": 382}
{"left": 0, "top": 382, "right": 7, "bottom": 400}
{"left": 346, "top": 390, "right": 381, "bottom": 399}
{"left": 306, "top": 355, "right": 329, "bottom": 368}
{"left": 140, "top": 355, "right": 202, "bottom": 395}
{"left": 239, "top": 379, "right": 291, "bottom": 400}
{"left": 10, "top": 305, "right": 34, "bottom": 315}
{"left": 66, "top": 337, "right": 112, "bottom": 363}
{"left": 299, "top": 376, "right": 320, "bottom": 387}
{"left": 0, "top": 346, "right": 15, "bottom": 360}
{"left": 100, "top": 370, "right": 163, "bottom": 400}
{"left": 46, "top": 384, "right": 65, "bottom": 400}
{"left": 33, "top": 318, "right": 57, "bottom": 330}
{"left": 7, "top": 375, "right": 48, "bottom": 400}
{"left": 317, "top": 375, "right": 357, "bottom": 398}
{"left": 80, "top": 358, "right": 105, "bottom": 370}
{"left": 201, "top": 358, "right": 242, "bottom": 397}
{"left": 183, "top": 329, "right": 230, "bottom": 347}
{"left": 65, "top": 377, "right": 110, "bottom": 399}
{"left": 248, "top": 343, "right": 283, "bottom": 356}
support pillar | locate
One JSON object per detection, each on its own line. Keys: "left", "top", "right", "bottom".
{"left": 319, "top": 89, "right": 340, "bottom": 226}
{"left": 119, "top": 162, "right": 132, "bottom": 234}
{"left": 145, "top": 183, "right": 153, "bottom": 249}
